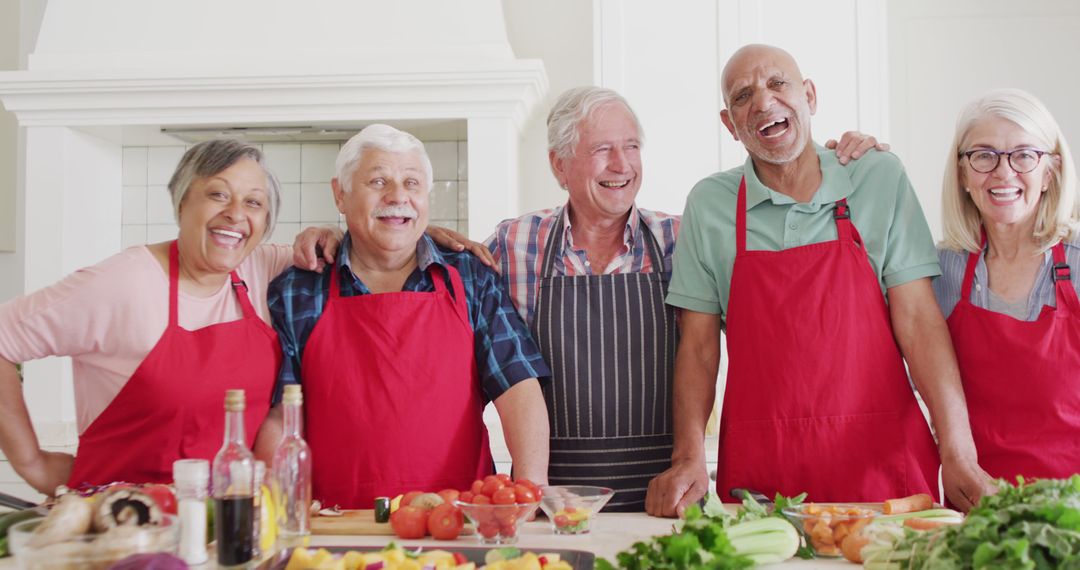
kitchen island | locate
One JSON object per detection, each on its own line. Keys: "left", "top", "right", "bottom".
{"left": 0, "top": 512, "right": 858, "bottom": 568}
{"left": 296, "top": 512, "right": 854, "bottom": 569}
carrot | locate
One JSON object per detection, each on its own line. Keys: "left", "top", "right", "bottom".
{"left": 883, "top": 493, "right": 933, "bottom": 514}
{"left": 841, "top": 531, "right": 871, "bottom": 563}
{"left": 903, "top": 517, "right": 952, "bottom": 530}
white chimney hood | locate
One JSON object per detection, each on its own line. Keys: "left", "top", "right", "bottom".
{"left": 0, "top": 0, "right": 547, "bottom": 442}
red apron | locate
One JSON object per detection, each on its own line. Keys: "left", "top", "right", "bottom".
{"left": 717, "top": 177, "right": 940, "bottom": 502}
{"left": 68, "top": 241, "right": 279, "bottom": 486}
{"left": 947, "top": 238, "right": 1080, "bottom": 480}
{"left": 301, "top": 262, "right": 492, "bottom": 508}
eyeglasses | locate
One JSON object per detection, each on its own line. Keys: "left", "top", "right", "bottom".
{"left": 959, "top": 148, "right": 1054, "bottom": 174}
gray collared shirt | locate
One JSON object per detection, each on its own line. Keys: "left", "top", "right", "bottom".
{"left": 933, "top": 237, "right": 1080, "bottom": 321}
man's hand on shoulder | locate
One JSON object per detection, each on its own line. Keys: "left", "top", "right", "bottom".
{"left": 825, "top": 131, "right": 891, "bottom": 165}
{"left": 645, "top": 457, "right": 710, "bottom": 518}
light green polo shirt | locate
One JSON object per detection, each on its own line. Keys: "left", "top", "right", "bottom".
{"left": 668, "top": 144, "right": 940, "bottom": 321}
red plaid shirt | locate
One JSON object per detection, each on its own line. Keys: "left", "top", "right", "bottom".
{"left": 485, "top": 202, "right": 681, "bottom": 324}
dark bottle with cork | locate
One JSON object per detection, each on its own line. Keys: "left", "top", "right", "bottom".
{"left": 212, "top": 389, "right": 256, "bottom": 566}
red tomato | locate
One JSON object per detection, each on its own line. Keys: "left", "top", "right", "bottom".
{"left": 500, "top": 522, "right": 518, "bottom": 538}
{"left": 437, "top": 489, "right": 460, "bottom": 505}
{"left": 481, "top": 478, "right": 505, "bottom": 497}
{"left": 141, "top": 484, "right": 177, "bottom": 515}
{"left": 427, "top": 503, "right": 464, "bottom": 540}
{"left": 512, "top": 484, "right": 536, "bottom": 504}
{"left": 470, "top": 479, "right": 485, "bottom": 496}
{"left": 390, "top": 506, "right": 429, "bottom": 539}
{"left": 554, "top": 514, "right": 570, "bottom": 528}
{"left": 492, "top": 486, "right": 517, "bottom": 505}
{"left": 517, "top": 478, "right": 543, "bottom": 500}
{"left": 495, "top": 473, "right": 512, "bottom": 484}
{"left": 495, "top": 505, "right": 519, "bottom": 526}
{"left": 478, "top": 520, "right": 500, "bottom": 539}
{"left": 458, "top": 491, "right": 475, "bottom": 504}
{"left": 472, "top": 494, "right": 491, "bottom": 505}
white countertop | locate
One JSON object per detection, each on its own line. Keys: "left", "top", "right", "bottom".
{"left": 0, "top": 512, "right": 854, "bottom": 569}
{"left": 299, "top": 513, "right": 852, "bottom": 569}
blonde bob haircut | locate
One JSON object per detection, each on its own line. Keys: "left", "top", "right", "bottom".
{"left": 941, "top": 88, "right": 1080, "bottom": 253}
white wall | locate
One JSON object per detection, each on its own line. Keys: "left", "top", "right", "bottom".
{"left": 888, "top": 0, "right": 1080, "bottom": 240}
{"left": 501, "top": 0, "right": 594, "bottom": 218}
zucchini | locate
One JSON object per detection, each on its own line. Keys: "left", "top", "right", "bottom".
{"left": 0, "top": 508, "right": 42, "bottom": 538}
{"left": 374, "top": 497, "right": 390, "bottom": 523}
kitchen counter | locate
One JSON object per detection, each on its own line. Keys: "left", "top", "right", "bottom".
{"left": 297, "top": 513, "right": 853, "bottom": 569}
{"left": 0, "top": 513, "right": 856, "bottom": 569}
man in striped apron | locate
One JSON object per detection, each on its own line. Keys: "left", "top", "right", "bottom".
{"left": 487, "top": 87, "right": 680, "bottom": 511}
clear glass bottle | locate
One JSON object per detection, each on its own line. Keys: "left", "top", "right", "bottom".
{"left": 173, "top": 458, "right": 209, "bottom": 566}
{"left": 271, "top": 384, "right": 312, "bottom": 544}
{"left": 212, "top": 389, "right": 255, "bottom": 567}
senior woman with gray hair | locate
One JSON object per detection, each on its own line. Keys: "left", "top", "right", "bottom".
{"left": 0, "top": 140, "right": 302, "bottom": 493}
{"left": 933, "top": 88, "right": 1080, "bottom": 482}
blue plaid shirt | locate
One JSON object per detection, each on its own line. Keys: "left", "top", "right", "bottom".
{"left": 268, "top": 233, "right": 550, "bottom": 404}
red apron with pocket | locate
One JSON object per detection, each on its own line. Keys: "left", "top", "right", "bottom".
{"left": 301, "top": 263, "right": 492, "bottom": 508}
{"left": 68, "top": 241, "right": 278, "bottom": 486}
{"left": 947, "top": 238, "right": 1080, "bottom": 481}
{"left": 717, "top": 177, "right": 940, "bottom": 502}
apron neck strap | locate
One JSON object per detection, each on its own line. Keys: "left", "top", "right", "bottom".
{"left": 540, "top": 209, "right": 567, "bottom": 278}
{"left": 229, "top": 271, "right": 257, "bottom": 319}
{"left": 1050, "top": 241, "right": 1079, "bottom": 308}
{"left": 541, "top": 207, "right": 662, "bottom": 277}
{"left": 328, "top": 262, "right": 342, "bottom": 298}
{"left": 428, "top": 263, "right": 470, "bottom": 322}
{"left": 168, "top": 241, "right": 180, "bottom": 327}
{"left": 833, "top": 198, "right": 861, "bottom": 245}
{"left": 736, "top": 177, "right": 748, "bottom": 254}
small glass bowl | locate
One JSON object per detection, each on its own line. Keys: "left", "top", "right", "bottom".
{"left": 538, "top": 485, "right": 615, "bottom": 535}
{"left": 454, "top": 500, "right": 540, "bottom": 545}
{"left": 781, "top": 503, "right": 881, "bottom": 557}
{"left": 8, "top": 513, "right": 180, "bottom": 569}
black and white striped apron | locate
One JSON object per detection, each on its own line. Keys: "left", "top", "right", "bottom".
{"left": 531, "top": 211, "right": 677, "bottom": 511}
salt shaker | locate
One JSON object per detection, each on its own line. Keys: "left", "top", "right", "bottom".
{"left": 173, "top": 458, "right": 209, "bottom": 566}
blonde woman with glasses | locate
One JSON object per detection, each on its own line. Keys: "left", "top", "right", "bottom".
{"left": 934, "top": 88, "right": 1080, "bottom": 483}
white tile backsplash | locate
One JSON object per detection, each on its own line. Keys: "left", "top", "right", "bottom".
{"left": 263, "top": 143, "right": 302, "bottom": 184}
{"left": 146, "top": 146, "right": 186, "bottom": 186}
{"left": 300, "top": 143, "right": 339, "bottom": 183}
{"left": 121, "top": 186, "right": 147, "bottom": 225}
{"left": 300, "top": 182, "right": 339, "bottom": 223}
{"left": 146, "top": 185, "right": 175, "bottom": 224}
{"left": 278, "top": 183, "right": 301, "bottom": 223}
{"left": 426, "top": 141, "right": 458, "bottom": 181}
{"left": 458, "top": 141, "right": 468, "bottom": 181}
{"left": 119, "top": 136, "right": 467, "bottom": 248}
{"left": 122, "top": 147, "right": 148, "bottom": 186}
{"left": 147, "top": 223, "right": 180, "bottom": 243}
{"left": 430, "top": 181, "right": 459, "bottom": 220}
{"left": 270, "top": 223, "right": 302, "bottom": 246}
{"left": 121, "top": 225, "right": 148, "bottom": 249}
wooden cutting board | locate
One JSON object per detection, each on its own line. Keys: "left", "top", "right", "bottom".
{"left": 311, "top": 509, "right": 475, "bottom": 535}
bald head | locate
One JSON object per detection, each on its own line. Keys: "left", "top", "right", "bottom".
{"left": 721, "top": 44, "right": 805, "bottom": 108}
{"left": 719, "top": 43, "right": 816, "bottom": 165}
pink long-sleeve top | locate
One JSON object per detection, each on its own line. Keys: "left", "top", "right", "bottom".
{"left": 0, "top": 244, "right": 292, "bottom": 433}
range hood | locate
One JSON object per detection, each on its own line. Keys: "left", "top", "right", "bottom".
{"left": 0, "top": 0, "right": 547, "bottom": 446}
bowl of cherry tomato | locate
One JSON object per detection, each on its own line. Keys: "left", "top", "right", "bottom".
{"left": 454, "top": 475, "right": 542, "bottom": 545}
{"left": 538, "top": 485, "right": 614, "bottom": 535}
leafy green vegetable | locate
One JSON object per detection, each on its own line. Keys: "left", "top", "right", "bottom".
{"left": 863, "top": 475, "right": 1080, "bottom": 570}
{"left": 598, "top": 495, "right": 802, "bottom": 569}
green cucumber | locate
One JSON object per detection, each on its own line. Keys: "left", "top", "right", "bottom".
{"left": 0, "top": 509, "right": 42, "bottom": 539}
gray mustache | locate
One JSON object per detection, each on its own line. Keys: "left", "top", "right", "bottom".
{"left": 372, "top": 205, "right": 418, "bottom": 219}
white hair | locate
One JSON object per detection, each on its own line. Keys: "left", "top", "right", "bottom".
{"left": 335, "top": 124, "right": 433, "bottom": 192}
{"left": 547, "top": 86, "right": 644, "bottom": 160}
{"left": 941, "top": 88, "right": 1079, "bottom": 253}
